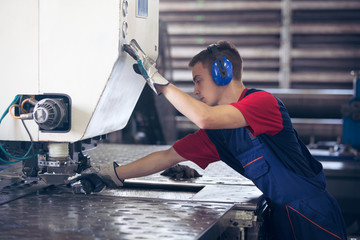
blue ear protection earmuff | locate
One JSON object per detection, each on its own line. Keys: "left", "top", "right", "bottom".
{"left": 207, "top": 44, "right": 233, "bottom": 86}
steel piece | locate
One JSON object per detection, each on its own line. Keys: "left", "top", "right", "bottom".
{"left": 0, "top": 191, "right": 233, "bottom": 240}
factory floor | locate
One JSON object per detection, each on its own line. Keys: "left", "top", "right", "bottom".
{"left": 0, "top": 143, "right": 359, "bottom": 239}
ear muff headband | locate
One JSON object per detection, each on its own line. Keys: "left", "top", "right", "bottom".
{"left": 207, "top": 44, "right": 233, "bottom": 86}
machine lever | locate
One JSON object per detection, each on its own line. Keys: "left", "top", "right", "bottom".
{"left": 123, "top": 39, "right": 148, "bottom": 63}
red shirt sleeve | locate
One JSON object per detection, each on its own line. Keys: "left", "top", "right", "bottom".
{"left": 231, "top": 89, "right": 283, "bottom": 137}
{"left": 173, "top": 129, "right": 220, "bottom": 169}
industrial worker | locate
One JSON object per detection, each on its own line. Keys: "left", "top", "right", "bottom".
{"left": 78, "top": 39, "right": 347, "bottom": 240}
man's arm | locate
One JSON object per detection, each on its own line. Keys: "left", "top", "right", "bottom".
{"left": 115, "top": 147, "right": 185, "bottom": 180}
{"left": 123, "top": 40, "right": 248, "bottom": 130}
{"left": 71, "top": 147, "right": 186, "bottom": 194}
{"left": 159, "top": 84, "right": 248, "bottom": 129}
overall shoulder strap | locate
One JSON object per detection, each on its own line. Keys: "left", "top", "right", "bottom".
{"left": 243, "top": 88, "right": 263, "bottom": 98}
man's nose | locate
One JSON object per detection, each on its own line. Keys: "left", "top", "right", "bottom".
{"left": 193, "top": 87, "right": 199, "bottom": 96}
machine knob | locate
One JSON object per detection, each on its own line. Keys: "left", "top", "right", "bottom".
{"left": 33, "top": 98, "right": 66, "bottom": 130}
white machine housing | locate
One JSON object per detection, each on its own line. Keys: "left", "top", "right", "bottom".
{"left": 0, "top": 0, "right": 159, "bottom": 143}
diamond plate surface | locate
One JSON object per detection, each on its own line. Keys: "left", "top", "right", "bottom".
{"left": 0, "top": 162, "right": 50, "bottom": 205}
{"left": 0, "top": 190, "right": 233, "bottom": 240}
{"left": 87, "top": 144, "right": 253, "bottom": 186}
{"left": 0, "top": 144, "right": 263, "bottom": 240}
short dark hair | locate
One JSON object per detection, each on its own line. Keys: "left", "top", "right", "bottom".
{"left": 188, "top": 40, "right": 243, "bottom": 81}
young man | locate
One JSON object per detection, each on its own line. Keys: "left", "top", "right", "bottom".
{"left": 80, "top": 40, "right": 347, "bottom": 240}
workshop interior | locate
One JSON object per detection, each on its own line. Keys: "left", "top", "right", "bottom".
{"left": 0, "top": 0, "right": 359, "bottom": 239}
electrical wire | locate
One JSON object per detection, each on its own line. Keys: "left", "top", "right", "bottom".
{"left": 0, "top": 145, "right": 38, "bottom": 164}
{"left": 20, "top": 98, "right": 30, "bottom": 113}
{"left": 0, "top": 95, "right": 19, "bottom": 124}
{"left": 0, "top": 95, "right": 39, "bottom": 164}
{"left": 9, "top": 104, "right": 21, "bottom": 119}
{"left": 21, "top": 118, "right": 36, "bottom": 157}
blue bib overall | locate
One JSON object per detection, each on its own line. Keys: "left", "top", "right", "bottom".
{"left": 206, "top": 128, "right": 347, "bottom": 240}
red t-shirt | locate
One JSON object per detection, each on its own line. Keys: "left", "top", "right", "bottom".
{"left": 173, "top": 88, "right": 283, "bottom": 169}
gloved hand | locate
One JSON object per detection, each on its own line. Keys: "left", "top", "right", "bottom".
{"left": 70, "top": 162, "right": 124, "bottom": 194}
{"left": 161, "top": 164, "right": 202, "bottom": 180}
{"left": 123, "top": 39, "right": 169, "bottom": 95}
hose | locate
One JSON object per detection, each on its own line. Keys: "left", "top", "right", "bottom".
{"left": 0, "top": 95, "right": 39, "bottom": 164}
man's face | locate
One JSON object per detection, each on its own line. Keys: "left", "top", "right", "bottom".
{"left": 192, "top": 62, "right": 220, "bottom": 106}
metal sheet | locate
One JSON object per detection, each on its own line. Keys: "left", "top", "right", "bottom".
{"left": 0, "top": 190, "right": 233, "bottom": 240}
{"left": 0, "top": 144, "right": 263, "bottom": 239}
{"left": 0, "top": 177, "right": 48, "bottom": 205}
{"left": 87, "top": 144, "right": 254, "bottom": 186}
{"left": 193, "top": 185, "right": 262, "bottom": 208}
{"left": 0, "top": 163, "right": 50, "bottom": 205}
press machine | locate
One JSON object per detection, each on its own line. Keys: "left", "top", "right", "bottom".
{"left": 0, "top": 0, "right": 159, "bottom": 184}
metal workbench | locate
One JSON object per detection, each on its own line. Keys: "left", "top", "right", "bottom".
{"left": 0, "top": 144, "right": 265, "bottom": 240}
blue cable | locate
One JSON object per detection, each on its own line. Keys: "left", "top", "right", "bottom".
{"left": 0, "top": 95, "right": 38, "bottom": 164}
{"left": 0, "top": 95, "right": 20, "bottom": 124}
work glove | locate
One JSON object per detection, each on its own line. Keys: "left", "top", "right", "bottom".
{"left": 123, "top": 39, "right": 169, "bottom": 95}
{"left": 70, "top": 162, "right": 124, "bottom": 194}
{"left": 161, "top": 164, "right": 202, "bottom": 180}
